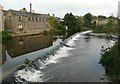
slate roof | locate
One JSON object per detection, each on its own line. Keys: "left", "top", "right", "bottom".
{"left": 3, "top": 9, "right": 48, "bottom": 17}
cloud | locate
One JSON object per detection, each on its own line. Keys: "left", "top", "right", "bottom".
{"left": 0, "top": 0, "right": 119, "bottom": 17}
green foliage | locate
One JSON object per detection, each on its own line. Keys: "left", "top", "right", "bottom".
{"left": 2, "top": 30, "right": 12, "bottom": 43}
{"left": 100, "top": 42, "right": 120, "bottom": 83}
{"left": 48, "top": 16, "right": 66, "bottom": 35}
{"left": 91, "top": 21, "right": 96, "bottom": 29}
{"left": 63, "top": 13, "right": 82, "bottom": 33}
{"left": 83, "top": 13, "right": 93, "bottom": 28}
{"left": 19, "top": 8, "right": 27, "bottom": 12}
{"left": 98, "top": 15, "right": 106, "bottom": 19}
{"left": 92, "top": 18, "right": 117, "bottom": 33}
{"left": 64, "top": 13, "right": 76, "bottom": 27}
{"left": 92, "top": 25, "right": 107, "bottom": 33}
{"left": 48, "top": 16, "right": 55, "bottom": 28}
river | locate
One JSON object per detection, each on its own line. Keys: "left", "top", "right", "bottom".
{"left": 1, "top": 31, "right": 115, "bottom": 83}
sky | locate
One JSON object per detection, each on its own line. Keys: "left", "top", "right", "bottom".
{"left": 0, "top": 0, "right": 120, "bottom": 18}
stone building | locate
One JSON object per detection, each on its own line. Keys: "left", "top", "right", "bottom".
{"left": 4, "top": 9, "right": 51, "bottom": 35}
{"left": 0, "top": 5, "right": 4, "bottom": 31}
{"left": 118, "top": 1, "right": 120, "bottom": 19}
{"left": 95, "top": 19, "right": 108, "bottom": 25}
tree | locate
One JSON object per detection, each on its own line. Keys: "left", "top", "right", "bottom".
{"left": 19, "top": 8, "right": 27, "bottom": 12}
{"left": 63, "top": 13, "right": 82, "bottom": 33}
{"left": 64, "top": 13, "right": 76, "bottom": 28}
{"left": 83, "top": 13, "right": 93, "bottom": 28}
{"left": 98, "top": 15, "right": 106, "bottom": 20}
{"left": 74, "top": 16, "right": 83, "bottom": 32}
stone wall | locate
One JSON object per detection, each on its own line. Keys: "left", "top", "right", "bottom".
{"left": 4, "top": 10, "right": 51, "bottom": 35}
{"left": 118, "top": 1, "right": 120, "bottom": 19}
{"left": 0, "top": 5, "right": 4, "bottom": 31}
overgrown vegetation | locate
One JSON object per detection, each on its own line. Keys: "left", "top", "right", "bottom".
{"left": 92, "top": 16, "right": 118, "bottom": 33}
{"left": 48, "top": 13, "right": 83, "bottom": 36}
{"left": 2, "top": 30, "right": 12, "bottom": 43}
{"left": 83, "top": 13, "right": 93, "bottom": 28}
{"left": 99, "top": 42, "right": 120, "bottom": 83}
{"left": 63, "top": 13, "right": 83, "bottom": 33}
{"left": 48, "top": 12, "right": 117, "bottom": 37}
{"left": 48, "top": 15, "right": 66, "bottom": 35}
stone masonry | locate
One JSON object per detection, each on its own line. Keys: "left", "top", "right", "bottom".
{"left": 4, "top": 9, "right": 51, "bottom": 36}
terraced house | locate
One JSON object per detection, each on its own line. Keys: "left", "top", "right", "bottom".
{"left": 4, "top": 5, "right": 51, "bottom": 36}
{"left": 118, "top": 1, "right": 120, "bottom": 19}
{"left": 0, "top": 4, "right": 4, "bottom": 31}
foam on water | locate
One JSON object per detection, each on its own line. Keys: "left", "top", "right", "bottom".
{"left": 14, "top": 45, "right": 74, "bottom": 82}
{"left": 14, "top": 67, "right": 44, "bottom": 82}
{"left": 44, "top": 46, "right": 73, "bottom": 65}
{"left": 66, "top": 33, "right": 81, "bottom": 46}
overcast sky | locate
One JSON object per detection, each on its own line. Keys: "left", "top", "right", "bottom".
{"left": 0, "top": 0, "right": 119, "bottom": 18}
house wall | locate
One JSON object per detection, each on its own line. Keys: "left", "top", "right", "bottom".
{"left": 118, "top": 1, "right": 120, "bottom": 19}
{"left": 4, "top": 11, "right": 15, "bottom": 32}
{"left": 4, "top": 10, "right": 51, "bottom": 35}
{"left": 96, "top": 19, "right": 108, "bottom": 25}
{"left": 0, "top": 5, "right": 4, "bottom": 31}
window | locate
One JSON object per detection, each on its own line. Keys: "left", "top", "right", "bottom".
{"left": 42, "top": 18, "right": 44, "bottom": 22}
{"left": 18, "top": 24, "right": 23, "bottom": 29}
{"left": 9, "top": 16, "right": 11, "bottom": 21}
{"left": 44, "top": 18, "right": 46, "bottom": 22}
{"left": 36, "top": 17, "right": 38, "bottom": 21}
{"left": 39, "top": 18, "right": 41, "bottom": 22}
{"left": 29, "top": 17, "right": 31, "bottom": 21}
{"left": 19, "top": 16, "right": 22, "bottom": 21}
{"left": 32, "top": 17, "right": 34, "bottom": 21}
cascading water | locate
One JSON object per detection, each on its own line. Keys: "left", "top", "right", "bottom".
{"left": 14, "top": 32, "right": 82, "bottom": 83}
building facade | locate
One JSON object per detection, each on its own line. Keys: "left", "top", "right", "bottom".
{"left": 4, "top": 9, "right": 51, "bottom": 35}
{"left": 118, "top": 1, "right": 120, "bottom": 19}
{"left": 96, "top": 19, "right": 108, "bottom": 25}
{"left": 0, "top": 5, "right": 4, "bottom": 31}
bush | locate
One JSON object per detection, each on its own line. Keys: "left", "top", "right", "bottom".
{"left": 100, "top": 42, "right": 120, "bottom": 83}
{"left": 2, "top": 30, "right": 12, "bottom": 43}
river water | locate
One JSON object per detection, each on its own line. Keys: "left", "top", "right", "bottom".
{"left": 1, "top": 31, "right": 115, "bottom": 83}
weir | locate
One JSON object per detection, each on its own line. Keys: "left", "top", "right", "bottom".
{"left": 1, "top": 30, "right": 92, "bottom": 80}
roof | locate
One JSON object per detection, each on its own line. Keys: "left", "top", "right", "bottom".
{"left": 4, "top": 9, "right": 48, "bottom": 17}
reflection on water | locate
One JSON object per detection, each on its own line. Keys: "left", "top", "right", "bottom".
{"left": 2, "top": 34, "right": 53, "bottom": 64}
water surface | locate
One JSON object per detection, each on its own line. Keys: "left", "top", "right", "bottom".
{"left": 13, "top": 32, "right": 114, "bottom": 82}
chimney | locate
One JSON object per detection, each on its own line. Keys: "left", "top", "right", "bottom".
{"left": 30, "top": 3, "right": 32, "bottom": 13}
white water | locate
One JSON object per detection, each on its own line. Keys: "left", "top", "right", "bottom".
{"left": 14, "top": 67, "right": 44, "bottom": 82}
{"left": 14, "top": 30, "right": 93, "bottom": 82}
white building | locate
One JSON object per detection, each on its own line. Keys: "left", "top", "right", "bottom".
{"left": 0, "top": 5, "right": 4, "bottom": 31}
{"left": 118, "top": 1, "right": 120, "bottom": 19}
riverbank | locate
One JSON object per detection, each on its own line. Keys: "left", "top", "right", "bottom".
{"left": 100, "top": 42, "right": 120, "bottom": 83}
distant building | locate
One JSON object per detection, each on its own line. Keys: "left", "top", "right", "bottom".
{"left": 118, "top": 1, "right": 120, "bottom": 19}
{"left": 4, "top": 9, "right": 51, "bottom": 35}
{"left": 96, "top": 19, "right": 108, "bottom": 25}
{"left": 0, "top": 5, "right": 4, "bottom": 31}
